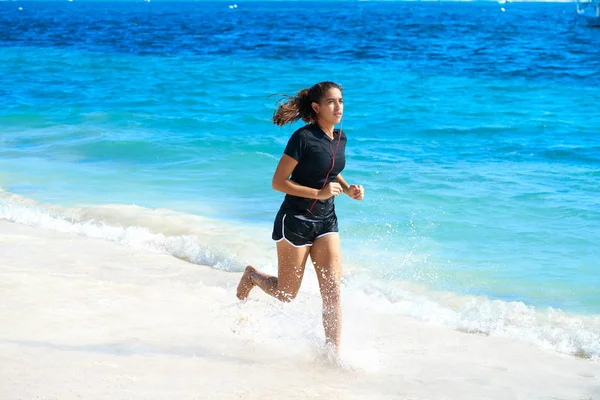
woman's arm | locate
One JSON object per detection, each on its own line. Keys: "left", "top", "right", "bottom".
{"left": 272, "top": 154, "right": 342, "bottom": 200}
{"left": 336, "top": 173, "right": 351, "bottom": 194}
{"left": 336, "top": 173, "right": 364, "bottom": 200}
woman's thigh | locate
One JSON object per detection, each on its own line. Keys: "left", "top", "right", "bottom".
{"left": 309, "top": 233, "right": 342, "bottom": 299}
{"left": 276, "top": 239, "right": 311, "bottom": 300}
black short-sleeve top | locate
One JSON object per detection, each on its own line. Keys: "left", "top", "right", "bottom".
{"left": 279, "top": 124, "right": 347, "bottom": 219}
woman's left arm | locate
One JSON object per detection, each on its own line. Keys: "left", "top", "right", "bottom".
{"left": 336, "top": 173, "right": 364, "bottom": 200}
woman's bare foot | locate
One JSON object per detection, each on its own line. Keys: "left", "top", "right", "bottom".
{"left": 323, "top": 342, "right": 341, "bottom": 367}
{"left": 236, "top": 265, "right": 257, "bottom": 300}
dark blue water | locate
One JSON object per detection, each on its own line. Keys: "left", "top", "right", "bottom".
{"left": 2, "top": 1, "right": 600, "bottom": 84}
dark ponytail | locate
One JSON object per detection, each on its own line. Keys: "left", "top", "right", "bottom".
{"left": 272, "top": 81, "right": 342, "bottom": 126}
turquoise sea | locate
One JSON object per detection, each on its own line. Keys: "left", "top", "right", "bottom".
{"left": 1, "top": 1, "right": 599, "bottom": 358}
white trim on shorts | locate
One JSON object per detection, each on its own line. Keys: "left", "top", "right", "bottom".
{"left": 315, "top": 231, "right": 339, "bottom": 240}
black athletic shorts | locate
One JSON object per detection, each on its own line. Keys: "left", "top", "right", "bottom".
{"left": 272, "top": 209, "right": 339, "bottom": 247}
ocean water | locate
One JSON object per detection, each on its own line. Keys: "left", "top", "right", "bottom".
{"left": 1, "top": 1, "right": 599, "bottom": 359}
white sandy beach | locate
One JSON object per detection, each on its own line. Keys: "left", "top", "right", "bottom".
{"left": 1, "top": 219, "right": 599, "bottom": 400}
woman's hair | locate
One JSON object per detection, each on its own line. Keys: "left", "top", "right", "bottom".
{"left": 272, "top": 81, "right": 342, "bottom": 126}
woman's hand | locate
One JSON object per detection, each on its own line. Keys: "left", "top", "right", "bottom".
{"left": 317, "top": 182, "right": 344, "bottom": 200}
{"left": 347, "top": 184, "right": 364, "bottom": 200}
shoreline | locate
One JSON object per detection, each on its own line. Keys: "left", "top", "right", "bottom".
{"left": 1, "top": 219, "right": 599, "bottom": 399}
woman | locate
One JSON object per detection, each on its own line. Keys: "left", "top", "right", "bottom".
{"left": 236, "top": 81, "right": 364, "bottom": 352}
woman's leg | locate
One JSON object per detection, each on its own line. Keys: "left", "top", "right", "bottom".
{"left": 309, "top": 233, "right": 343, "bottom": 350}
{"left": 236, "top": 239, "right": 311, "bottom": 302}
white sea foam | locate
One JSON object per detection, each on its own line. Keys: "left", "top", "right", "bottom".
{"left": 0, "top": 188, "right": 274, "bottom": 272}
{"left": 1, "top": 188, "right": 599, "bottom": 360}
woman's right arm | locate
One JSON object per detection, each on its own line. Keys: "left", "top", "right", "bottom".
{"left": 271, "top": 154, "right": 342, "bottom": 200}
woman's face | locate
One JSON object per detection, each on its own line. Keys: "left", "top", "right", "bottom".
{"left": 313, "top": 88, "right": 343, "bottom": 127}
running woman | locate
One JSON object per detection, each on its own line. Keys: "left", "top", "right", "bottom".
{"left": 236, "top": 81, "right": 364, "bottom": 352}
